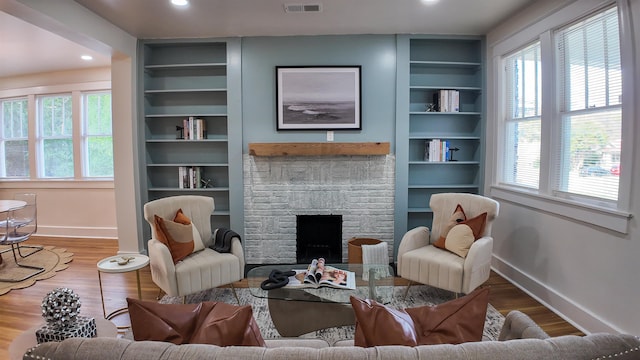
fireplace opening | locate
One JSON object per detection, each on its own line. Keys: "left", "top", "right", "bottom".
{"left": 296, "top": 215, "right": 342, "bottom": 264}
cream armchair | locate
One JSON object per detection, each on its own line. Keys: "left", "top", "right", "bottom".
{"left": 397, "top": 193, "right": 499, "bottom": 295}
{"left": 143, "top": 195, "right": 244, "bottom": 301}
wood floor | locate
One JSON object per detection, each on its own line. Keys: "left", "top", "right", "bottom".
{"left": 0, "top": 236, "right": 583, "bottom": 359}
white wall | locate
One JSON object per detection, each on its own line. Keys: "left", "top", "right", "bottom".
{"left": 485, "top": 0, "right": 640, "bottom": 334}
{"left": 2, "top": 0, "right": 140, "bottom": 250}
{"left": 0, "top": 67, "right": 118, "bottom": 239}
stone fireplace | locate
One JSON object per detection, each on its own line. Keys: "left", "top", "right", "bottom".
{"left": 243, "top": 153, "right": 395, "bottom": 264}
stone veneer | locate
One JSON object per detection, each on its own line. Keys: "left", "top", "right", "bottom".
{"left": 243, "top": 154, "right": 395, "bottom": 264}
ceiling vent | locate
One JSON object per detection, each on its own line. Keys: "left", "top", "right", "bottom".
{"left": 284, "top": 3, "right": 323, "bottom": 13}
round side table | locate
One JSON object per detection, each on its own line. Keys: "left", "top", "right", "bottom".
{"left": 97, "top": 254, "right": 149, "bottom": 332}
{"left": 9, "top": 318, "right": 117, "bottom": 360}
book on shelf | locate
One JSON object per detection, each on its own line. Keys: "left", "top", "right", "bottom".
{"left": 181, "top": 117, "right": 207, "bottom": 140}
{"left": 424, "top": 139, "right": 450, "bottom": 162}
{"left": 432, "top": 90, "right": 460, "bottom": 113}
{"left": 285, "top": 258, "right": 356, "bottom": 290}
{"left": 178, "top": 166, "right": 204, "bottom": 189}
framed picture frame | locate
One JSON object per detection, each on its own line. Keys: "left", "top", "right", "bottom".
{"left": 276, "top": 66, "right": 361, "bottom": 130}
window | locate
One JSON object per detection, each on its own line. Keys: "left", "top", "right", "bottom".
{"left": 502, "top": 42, "right": 542, "bottom": 188}
{"left": 38, "top": 94, "right": 74, "bottom": 178}
{"left": 0, "top": 78, "right": 112, "bottom": 181}
{"left": 1, "top": 97, "right": 29, "bottom": 178}
{"left": 555, "top": 6, "right": 621, "bottom": 203}
{"left": 493, "top": 3, "right": 630, "bottom": 231}
{"left": 83, "top": 92, "right": 113, "bottom": 177}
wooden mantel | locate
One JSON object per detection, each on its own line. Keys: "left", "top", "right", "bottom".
{"left": 248, "top": 142, "right": 390, "bottom": 156}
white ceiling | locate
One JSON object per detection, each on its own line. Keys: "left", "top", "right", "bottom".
{"left": 0, "top": 0, "right": 534, "bottom": 78}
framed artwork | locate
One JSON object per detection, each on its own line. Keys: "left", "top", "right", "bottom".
{"left": 276, "top": 66, "right": 361, "bottom": 130}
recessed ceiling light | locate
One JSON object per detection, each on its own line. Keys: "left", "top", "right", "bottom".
{"left": 171, "top": 0, "right": 188, "bottom": 6}
{"left": 421, "top": 0, "right": 439, "bottom": 4}
{"left": 81, "top": 55, "right": 93, "bottom": 61}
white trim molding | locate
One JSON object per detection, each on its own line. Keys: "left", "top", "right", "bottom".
{"left": 35, "top": 226, "right": 117, "bottom": 239}
{"left": 492, "top": 254, "right": 622, "bottom": 334}
{"left": 490, "top": 186, "right": 632, "bottom": 234}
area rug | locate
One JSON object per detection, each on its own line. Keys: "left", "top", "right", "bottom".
{"left": 160, "top": 285, "right": 505, "bottom": 345}
{"left": 0, "top": 245, "right": 73, "bottom": 295}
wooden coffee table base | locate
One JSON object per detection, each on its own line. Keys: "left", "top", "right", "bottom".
{"left": 268, "top": 297, "right": 355, "bottom": 337}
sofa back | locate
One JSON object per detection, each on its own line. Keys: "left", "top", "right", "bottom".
{"left": 24, "top": 333, "right": 640, "bottom": 360}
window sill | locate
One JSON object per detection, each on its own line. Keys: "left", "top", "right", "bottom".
{"left": 489, "top": 185, "right": 632, "bottom": 234}
{"left": 0, "top": 179, "right": 114, "bottom": 189}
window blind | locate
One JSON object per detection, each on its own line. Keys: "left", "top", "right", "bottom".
{"left": 555, "top": 6, "right": 621, "bottom": 202}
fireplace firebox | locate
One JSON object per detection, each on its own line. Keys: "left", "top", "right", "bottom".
{"left": 296, "top": 215, "right": 342, "bottom": 264}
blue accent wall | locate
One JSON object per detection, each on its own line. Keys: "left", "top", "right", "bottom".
{"left": 241, "top": 35, "right": 397, "bottom": 150}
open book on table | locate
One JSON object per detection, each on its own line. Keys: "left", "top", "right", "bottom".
{"left": 286, "top": 258, "right": 356, "bottom": 290}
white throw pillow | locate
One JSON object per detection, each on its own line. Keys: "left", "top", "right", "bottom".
{"left": 192, "top": 225, "right": 205, "bottom": 252}
{"left": 444, "top": 224, "right": 475, "bottom": 258}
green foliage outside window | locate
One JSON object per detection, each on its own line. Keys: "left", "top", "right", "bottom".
{"left": 1, "top": 98, "right": 29, "bottom": 177}
{"left": 85, "top": 92, "right": 113, "bottom": 177}
{"left": 40, "top": 95, "right": 73, "bottom": 178}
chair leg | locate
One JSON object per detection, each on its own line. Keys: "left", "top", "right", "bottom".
{"left": 0, "top": 245, "right": 45, "bottom": 282}
{"left": 403, "top": 280, "right": 414, "bottom": 299}
{"left": 230, "top": 283, "right": 240, "bottom": 305}
{"left": 15, "top": 243, "right": 43, "bottom": 258}
{"left": 156, "top": 288, "right": 165, "bottom": 301}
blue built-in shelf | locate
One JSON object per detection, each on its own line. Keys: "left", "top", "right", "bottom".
{"left": 395, "top": 35, "right": 485, "bottom": 246}
{"left": 140, "top": 40, "right": 237, "bottom": 243}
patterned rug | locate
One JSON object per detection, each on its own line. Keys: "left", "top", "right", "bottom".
{"left": 160, "top": 285, "right": 504, "bottom": 345}
{"left": 0, "top": 245, "right": 73, "bottom": 295}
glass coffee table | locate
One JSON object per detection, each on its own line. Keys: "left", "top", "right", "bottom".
{"left": 247, "top": 263, "right": 394, "bottom": 336}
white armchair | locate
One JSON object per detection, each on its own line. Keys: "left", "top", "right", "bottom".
{"left": 143, "top": 195, "right": 244, "bottom": 302}
{"left": 397, "top": 193, "right": 499, "bottom": 295}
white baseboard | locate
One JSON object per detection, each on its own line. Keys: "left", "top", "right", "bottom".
{"left": 34, "top": 225, "right": 118, "bottom": 239}
{"left": 491, "top": 254, "right": 620, "bottom": 334}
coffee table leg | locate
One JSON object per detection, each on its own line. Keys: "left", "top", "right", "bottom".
{"left": 98, "top": 270, "right": 107, "bottom": 318}
{"left": 268, "top": 298, "right": 355, "bottom": 337}
{"left": 136, "top": 269, "right": 142, "bottom": 299}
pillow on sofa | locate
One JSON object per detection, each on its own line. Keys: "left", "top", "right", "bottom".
{"left": 127, "top": 298, "right": 266, "bottom": 347}
{"left": 350, "top": 296, "right": 418, "bottom": 347}
{"left": 350, "top": 287, "right": 490, "bottom": 347}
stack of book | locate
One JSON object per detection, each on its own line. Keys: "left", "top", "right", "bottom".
{"left": 424, "top": 139, "right": 450, "bottom": 162}
{"left": 433, "top": 90, "right": 460, "bottom": 112}
{"left": 181, "top": 117, "right": 207, "bottom": 140}
{"left": 178, "top": 166, "right": 204, "bottom": 189}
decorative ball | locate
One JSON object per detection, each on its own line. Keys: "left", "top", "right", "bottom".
{"left": 41, "top": 288, "right": 81, "bottom": 329}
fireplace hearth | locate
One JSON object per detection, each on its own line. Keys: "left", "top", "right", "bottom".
{"left": 296, "top": 215, "right": 342, "bottom": 264}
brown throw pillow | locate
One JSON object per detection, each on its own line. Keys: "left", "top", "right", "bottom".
{"left": 350, "top": 287, "right": 490, "bottom": 347}
{"left": 127, "top": 298, "right": 266, "bottom": 347}
{"left": 173, "top": 208, "right": 191, "bottom": 225}
{"left": 154, "top": 214, "right": 194, "bottom": 263}
{"left": 350, "top": 297, "right": 418, "bottom": 347}
{"left": 406, "top": 287, "right": 489, "bottom": 345}
{"left": 462, "top": 212, "right": 488, "bottom": 240}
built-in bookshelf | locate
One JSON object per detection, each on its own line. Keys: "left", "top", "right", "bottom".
{"left": 395, "top": 36, "right": 485, "bottom": 241}
{"left": 140, "top": 40, "right": 241, "bottom": 235}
